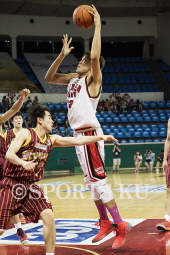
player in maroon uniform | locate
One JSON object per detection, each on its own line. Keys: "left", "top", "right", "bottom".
{"left": 0, "top": 104, "right": 117, "bottom": 255}
{"left": 4, "top": 112, "right": 29, "bottom": 243}
{"left": 44, "top": 5, "right": 132, "bottom": 249}
{"left": 0, "top": 89, "right": 30, "bottom": 244}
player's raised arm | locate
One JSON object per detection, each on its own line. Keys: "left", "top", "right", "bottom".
{"left": 52, "top": 134, "right": 118, "bottom": 147}
{"left": 88, "top": 5, "right": 102, "bottom": 84}
{"left": 44, "top": 34, "right": 78, "bottom": 85}
{"left": 0, "top": 89, "right": 30, "bottom": 124}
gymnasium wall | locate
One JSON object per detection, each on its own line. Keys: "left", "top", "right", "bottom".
{"left": 154, "top": 13, "right": 170, "bottom": 65}
{"left": 45, "top": 143, "right": 164, "bottom": 171}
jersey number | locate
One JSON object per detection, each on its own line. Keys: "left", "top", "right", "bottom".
{"left": 68, "top": 100, "right": 74, "bottom": 109}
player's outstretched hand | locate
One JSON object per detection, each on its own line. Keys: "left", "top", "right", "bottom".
{"left": 19, "top": 89, "right": 30, "bottom": 99}
{"left": 88, "top": 5, "right": 100, "bottom": 27}
{"left": 22, "top": 161, "right": 38, "bottom": 171}
{"left": 102, "top": 135, "right": 119, "bottom": 144}
{"left": 61, "top": 34, "right": 74, "bottom": 56}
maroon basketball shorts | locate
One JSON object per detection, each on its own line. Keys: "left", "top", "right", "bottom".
{"left": 0, "top": 177, "right": 52, "bottom": 230}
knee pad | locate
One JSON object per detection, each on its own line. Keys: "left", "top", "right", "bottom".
{"left": 89, "top": 183, "right": 114, "bottom": 203}
{"left": 97, "top": 183, "right": 114, "bottom": 204}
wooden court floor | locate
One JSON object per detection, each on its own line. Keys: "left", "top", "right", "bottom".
{"left": 0, "top": 170, "right": 168, "bottom": 255}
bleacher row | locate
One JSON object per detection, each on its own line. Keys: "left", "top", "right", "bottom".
{"left": 96, "top": 109, "right": 170, "bottom": 123}
{"left": 102, "top": 84, "right": 159, "bottom": 93}
{"left": 102, "top": 64, "right": 150, "bottom": 73}
{"left": 102, "top": 74, "right": 156, "bottom": 84}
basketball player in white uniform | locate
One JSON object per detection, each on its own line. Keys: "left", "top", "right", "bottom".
{"left": 45, "top": 5, "right": 132, "bottom": 249}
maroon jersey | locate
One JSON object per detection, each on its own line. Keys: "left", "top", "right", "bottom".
{"left": 0, "top": 134, "right": 5, "bottom": 165}
{"left": 3, "top": 128, "right": 53, "bottom": 181}
{"left": 5, "top": 129, "right": 16, "bottom": 149}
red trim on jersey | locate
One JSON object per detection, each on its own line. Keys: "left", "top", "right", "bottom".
{"left": 84, "top": 130, "right": 106, "bottom": 180}
{"left": 85, "top": 76, "right": 101, "bottom": 99}
{"left": 84, "top": 144, "right": 97, "bottom": 182}
{"left": 75, "top": 126, "right": 92, "bottom": 132}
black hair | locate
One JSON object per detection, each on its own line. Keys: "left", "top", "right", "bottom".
{"left": 83, "top": 51, "right": 105, "bottom": 70}
{"left": 11, "top": 111, "right": 23, "bottom": 121}
{"left": 161, "top": 150, "right": 164, "bottom": 153}
{"left": 28, "top": 104, "right": 51, "bottom": 128}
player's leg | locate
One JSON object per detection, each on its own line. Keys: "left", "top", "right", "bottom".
{"left": 157, "top": 166, "right": 170, "bottom": 231}
{"left": 11, "top": 214, "right": 29, "bottom": 244}
{"left": 40, "top": 209, "right": 56, "bottom": 254}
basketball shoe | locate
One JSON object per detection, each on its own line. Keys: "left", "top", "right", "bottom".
{"left": 112, "top": 221, "right": 132, "bottom": 249}
{"left": 17, "top": 228, "right": 29, "bottom": 244}
{"left": 92, "top": 219, "right": 115, "bottom": 243}
{"left": 156, "top": 220, "right": 170, "bottom": 231}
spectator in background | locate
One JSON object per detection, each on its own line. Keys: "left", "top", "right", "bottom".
{"left": 113, "top": 144, "right": 121, "bottom": 172}
{"left": 127, "top": 99, "right": 135, "bottom": 112}
{"left": 144, "top": 149, "right": 155, "bottom": 172}
{"left": 120, "top": 98, "right": 127, "bottom": 113}
{"left": 65, "top": 113, "right": 69, "bottom": 127}
{"left": 104, "top": 99, "right": 109, "bottom": 111}
{"left": 32, "top": 96, "right": 39, "bottom": 105}
{"left": 97, "top": 100, "right": 104, "bottom": 112}
{"left": 24, "top": 116, "right": 32, "bottom": 128}
{"left": 134, "top": 99, "right": 143, "bottom": 111}
{"left": 9, "top": 98, "right": 15, "bottom": 108}
{"left": 2, "top": 96, "right": 8, "bottom": 113}
{"left": 134, "top": 151, "right": 143, "bottom": 173}
{"left": 156, "top": 150, "right": 164, "bottom": 172}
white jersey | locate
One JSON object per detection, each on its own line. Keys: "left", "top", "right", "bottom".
{"left": 67, "top": 76, "right": 101, "bottom": 131}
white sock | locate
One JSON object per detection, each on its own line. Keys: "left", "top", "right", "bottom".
{"left": 164, "top": 214, "right": 170, "bottom": 221}
{"left": 14, "top": 222, "right": 22, "bottom": 230}
{"left": 46, "top": 253, "right": 55, "bottom": 255}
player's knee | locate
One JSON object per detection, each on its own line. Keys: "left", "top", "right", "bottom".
{"left": 0, "top": 229, "right": 5, "bottom": 236}
{"left": 41, "top": 208, "right": 54, "bottom": 223}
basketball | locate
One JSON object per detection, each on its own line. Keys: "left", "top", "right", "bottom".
{"left": 73, "top": 5, "right": 94, "bottom": 29}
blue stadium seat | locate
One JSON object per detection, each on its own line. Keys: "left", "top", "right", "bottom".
{"left": 137, "top": 140, "right": 144, "bottom": 143}
{"left": 153, "top": 116, "right": 159, "bottom": 122}
{"left": 118, "top": 125, "right": 124, "bottom": 129}
{"left": 55, "top": 104, "right": 62, "bottom": 110}
{"left": 117, "top": 132, "right": 124, "bottom": 138}
{"left": 160, "top": 127, "right": 166, "bottom": 132}
{"left": 57, "top": 119, "right": 64, "bottom": 124}
{"left": 105, "top": 129, "right": 111, "bottom": 134}
{"left": 126, "top": 125, "right": 133, "bottom": 129}
{"left": 106, "top": 117, "right": 113, "bottom": 123}
{"left": 120, "top": 140, "right": 128, "bottom": 144}
{"left": 161, "top": 139, "right": 166, "bottom": 142}
{"left": 153, "top": 139, "right": 160, "bottom": 142}
{"left": 129, "top": 117, "right": 135, "bottom": 122}
{"left": 101, "top": 125, "right": 109, "bottom": 131}
{"left": 137, "top": 117, "right": 143, "bottom": 122}
{"left": 110, "top": 125, "right": 116, "bottom": 131}
{"left": 145, "top": 139, "right": 152, "bottom": 143}
{"left": 99, "top": 117, "right": 104, "bottom": 123}
{"left": 125, "top": 132, "right": 131, "bottom": 138}
{"left": 129, "top": 140, "right": 135, "bottom": 143}
{"left": 142, "top": 124, "right": 148, "bottom": 129}
{"left": 134, "top": 124, "right": 141, "bottom": 129}
{"left": 160, "top": 131, "right": 166, "bottom": 137}
{"left": 135, "top": 132, "right": 142, "bottom": 138}
{"left": 152, "top": 127, "right": 159, "bottom": 132}
{"left": 143, "top": 132, "right": 150, "bottom": 138}
{"left": 151, "top": 132, "right": 158, "bottom": 137}
{"left": 114, "top": 117, "right": 120, "bottom": 122}
{"left": 129, "top": 128, "right": 135, "bottom": 134}
{"left": 160, "top": 116, "right": 167, "bottom": 122}
{"left": 159, "top": 124, "right": 165, "bottom": 129}
{"left": 144, "top": 117, "right": 151, "bottom": 122}
{"left": 122, "top": 117, "right": 128, "bottom": 122}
